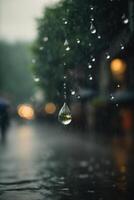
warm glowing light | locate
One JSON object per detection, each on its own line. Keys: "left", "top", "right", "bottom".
{"left": 18, "top": 104, "right": 34, "bottom": 120}
{"left": 110, "top": 59, "right": 126, "bottom": 75}
{"left": 45, "top": 103, "right": 56, "bottom": 114}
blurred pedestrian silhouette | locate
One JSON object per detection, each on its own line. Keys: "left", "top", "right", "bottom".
{"left": 0, "top": 97, "right": 10, "bottom": 141}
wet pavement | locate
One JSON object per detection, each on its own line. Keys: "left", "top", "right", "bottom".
{"left": 0, "top": 121, "right": 134, "bottom": 200}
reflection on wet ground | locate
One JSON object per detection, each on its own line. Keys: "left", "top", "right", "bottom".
{"left": 0, "top": 121, "right": 134, "bottom": 200}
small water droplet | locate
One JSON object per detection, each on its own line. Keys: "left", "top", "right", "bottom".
{"left": 98, "top": 35, "right": 101, "bottom": 39}
{"left": 117, "top": 84, "right": 120, "bottom": 88}
{"left": 66, "top": 46, "right": 70, "bottom": 51}
{"left": 92, "top": 57, "right": 96, "bottom": 62}
{"left": 71, "top": 91, "right": 75, "bottom": 95}
{"left": 90, "top": 23, "right": 96, "bottom": 34}
{"left": 64, "top": 21, "right": 68, "bottom": 25}
{"left": 76, "top": 39, "right": 81, "bottom": 44}
{"left": 124, "top": 18, "right": 129, "bottom": 24}
{"left": 88, "top": 64, "right": 92, "bottom": 69}
{"left": 34, "top": 77, "right": 40, "bottom": 82}
{"left": 64, "top": 39, "right": 69, "bottom": 46}
{"left": 90, "top": 5, "right": 94, "bottom": 10}
{"left": 120, "top": 43, "right": 125, "bottom": 50}
{"left": 90, "top": 15, "right": 95, "bottom": 21}
{"left": 58, "top": 103, "right": 72, "bottom": 125}
{"left": 89, "top": 74, "right": 93, "bottom": 80}
{"left": 110, "top": 94, "right": 115, "bottom": 100}
{"left": 77, "top": 95, "right": 81, "bottom": 99}
{"left": 122, "top": 14, "right": 129, "bottom": 24}
{"left": 106, "top": 52, "right": 111, "bottom": 60}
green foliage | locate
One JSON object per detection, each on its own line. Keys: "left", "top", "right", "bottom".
{"left": 33, "top": 0, "right": 129, "bottom": 103}
{"left": 0, "top": 41, "right": 34, "bottom": 105}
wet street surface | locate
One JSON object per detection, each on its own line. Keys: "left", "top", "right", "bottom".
{"left": 0, "top": 121, "right": 134, "bottom": 200}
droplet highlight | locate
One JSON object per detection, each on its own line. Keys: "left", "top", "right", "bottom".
{"left": 90, "top": 23, "right": 96, "bottom": 34}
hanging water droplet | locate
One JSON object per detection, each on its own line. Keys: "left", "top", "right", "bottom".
{"left": 89, "top": 75, "right": 93, "bottom": 80}
{"left": 76, "top": 39, "right": 81, "bottom": 44}
{"left": 90, "top": 17, "right": 94, "bottom": 22}
{"left": 106, "top": 52, "right": 111, "bottom": 60}
{"left": 98, "top": 35, "right": 101, "bottom": 39}
{"left": 66, "top": 46, "right": 70, "bottom": 51}
{"left": 63, "top": 83, "right": 66, "bottom": 89}
{"left": 117, "top": 84, "right": 120, "bottom": 88}
{"left": 122, "top": 14, "right": 129, "bottom": 24}
{"left": 124, "top": 18, "right": 129, "bottom": 24}
{"left": 77, "top": 95, "right": 81, "bottom": 99}
{"left": 34, "top": 77, "right": 40, "bottom": 82}
{"left": 58, "top": 103, "right": 72, "bottom": 125}
{"left": 91, "top": 57, "right": 96, "bottom": 62}
{"left": 120, "top": 43, "right": 125, "bottom": 50}
{"left": 64, "top": 39, "right": 69, "bottom": 46}
{"left": 71, "top": 91, "right": 75, "bottom": 95}
{"left": 110, "top": 94, "right": 115, "bottom": 100}
{"left": 90, "top": 23, "right": 96, "bottom": 34}
{"left": 88, "top": 64, "right": 92, "bottom": 69}
{"left": 64, "top": 21, "right": 68, "bottom": 25}
{"left": 90, "top": 5, "right": 94, "bottom": 10}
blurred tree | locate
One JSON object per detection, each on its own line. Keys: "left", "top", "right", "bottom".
{"left": 33, "top": 0, "right": 129, "bottom": 104}
{"left": 0, "top": 41, "right": 34, "bottom": 105}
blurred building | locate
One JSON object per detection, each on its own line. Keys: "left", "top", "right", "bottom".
{"left": 71, "top": 0, "right": 134, "bottom": 135}
{"left": 96, "top": 0, "right": 134, "bottom": 135}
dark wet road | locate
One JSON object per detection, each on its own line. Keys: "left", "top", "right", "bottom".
{"left": 0, "top": 121, "right": 134, "bottom": 200}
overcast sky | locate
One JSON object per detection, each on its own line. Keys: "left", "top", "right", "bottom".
{"left": 0, "top": 0, "right": 60, "bottom": 42}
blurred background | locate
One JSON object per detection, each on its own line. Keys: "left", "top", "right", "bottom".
{"left": 0, "top": 0, "right": 134, "bottom": 199}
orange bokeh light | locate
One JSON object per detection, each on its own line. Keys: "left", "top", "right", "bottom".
{"left": 45, "top": 103, "right": 56, "bottom": 114}
{"left": 18, "top": 104, "right": 35, "bottom": 120}
{"left": 110, "top": 59, "right": 126, "bottom": 75}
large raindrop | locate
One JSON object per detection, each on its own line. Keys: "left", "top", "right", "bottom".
{"left": 58, "top": 103, "right": 72, "bottom": 125}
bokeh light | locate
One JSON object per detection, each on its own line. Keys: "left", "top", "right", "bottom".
{"left": 110, "top": 59, "right": 127, "bottom": 75}
{"left": 17, "top": 104, "right": 35, "bottom": 120}
{"left": 45, "top": 103, "right": 56, "bottom": 114}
